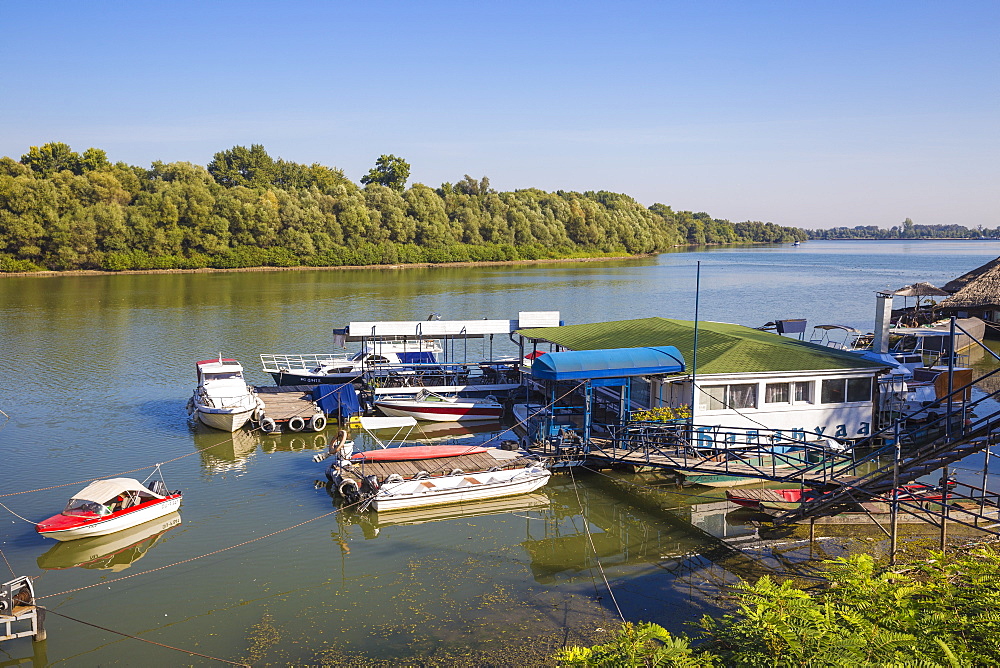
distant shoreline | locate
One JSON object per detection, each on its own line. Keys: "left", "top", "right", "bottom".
{"left": 0, "top": 253, "right": 657, "bottom": 278}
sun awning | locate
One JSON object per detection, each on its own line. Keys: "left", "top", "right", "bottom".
{"left": 893, "top": 282, "right": 949, "bottom": 297}
{"left": 72, "top": 478, "right": 161, "bottom": 503}
{"left": 531, "top": 346, "right": 685, "bottom": 381}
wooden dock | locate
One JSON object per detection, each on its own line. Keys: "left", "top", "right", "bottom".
{"left": 254, "top": 386, "right": 324, "bottom": 431}
{"left": 586, "top": 447, "right": 861, "bottom": 487}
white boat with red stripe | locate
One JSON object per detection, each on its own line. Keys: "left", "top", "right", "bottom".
{"left": 374, "top": 389, "right": 502, "bottom": 422}
{"left": 36, "top": 476, "right": 183, "bottom": 542}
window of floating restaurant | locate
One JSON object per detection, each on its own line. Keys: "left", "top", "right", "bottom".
{"left": 765, "top": 382, "right": 790, "bottom": 404}
{"left": 698, "top": 383, "right": 757, "bottom": 411}
{"left": 821, "top": 377, "right": 872, "bottom": 404}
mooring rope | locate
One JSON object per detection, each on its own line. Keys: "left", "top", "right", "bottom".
{"left": 36, "top": 503, "right": 346, "bottom": 600}
{"left": 0, "top": 423, "right": 269, "bottom": 500}
{"left": 39, "top": 607, "right": 250, "bottom": 667}
{"left": 0, "top": 546, "right": 16, "bottom": 577}
{"left": 567, "top": 464, "right": 626, "bottom": 622}
{"left": 0, "top": 499, "right": 40, "bottom": 524}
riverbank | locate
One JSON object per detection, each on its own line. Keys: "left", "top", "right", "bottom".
{"left": 0, "top": 252, "right": 655, "bottom": 278}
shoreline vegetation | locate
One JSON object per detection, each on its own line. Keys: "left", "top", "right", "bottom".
{"left": 554, "top": 543, "right": 1000, "bottom": 666}
{"left": 0, "top": 142, "right": 808, "bottom": 274}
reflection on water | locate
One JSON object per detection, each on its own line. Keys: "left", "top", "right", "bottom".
{"left": 334, "top": 492, "right": 551, "bottom": 540}
{"left": 37, "top": 512, "right": 181, "bottom": 572}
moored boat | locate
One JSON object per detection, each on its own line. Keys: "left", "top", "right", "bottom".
{"left": 374, "top": 390, "right": 503, "bottom": 422}
{"left": 188, "top": 357, "right": 264, "bottom": 432}
{"left": 36, "top": 512, "right": 181, "bottom": 571}
{"left": 368, "top": 466, "right": 551, "bottom": 512}
{"left": 36, "top": 477, "right": 183, "bottom": 542}
{"left": 726, "top": 482, "right": 952, "bottom": 511}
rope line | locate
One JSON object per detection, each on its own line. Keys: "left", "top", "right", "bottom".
{"left": 0, "top": 499, "right": 41, "bottom": 525}
{"left": 0, "top": 424, "right": 269, "bottom": 499}
{"left": 567, "top": 464, "right": 625, "bottom": 622}
{"left": 39, "top": 607, "right": 250, "bottom": 667}
{"left": 37, "top": 504, "right": 344, "bottom": 600}
{"left": 0, "top": 546, "right": 15, "bottom": 577}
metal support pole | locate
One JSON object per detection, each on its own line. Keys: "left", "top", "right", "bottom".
{"left": 889, "top": 425, "right": 901, "bottom": 566}
{"left": 947, "top": 317, "right": 955, "bottom": 441}
{"left": 981, "top": 446, "right": 991, "bottom": 521}
{"left": 939, "top": 465, "right": 950, "bottom": 552}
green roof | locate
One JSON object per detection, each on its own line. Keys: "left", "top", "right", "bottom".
{"left": 517, "top": 317, "right": 886, "bottom": 375}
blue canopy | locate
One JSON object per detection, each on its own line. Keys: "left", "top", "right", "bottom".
{"left": 312, "top": 384, "right": 362, "bottom": 418}
{"left": 531, "top": 346, "right": 685, "bottom": 381}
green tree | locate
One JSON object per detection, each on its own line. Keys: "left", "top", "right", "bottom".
{"left": 207, "top": 144, "right": 276, "bottom": 188}
{"left": 360, "top": 154, "right": 410, "bottom": 192}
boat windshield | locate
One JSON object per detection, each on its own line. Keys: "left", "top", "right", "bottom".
{"left": 204, "top": 371, "right": 242, "bottom": 381}
{"left": 62, "top": 498, "right": 112, "bottom": 517}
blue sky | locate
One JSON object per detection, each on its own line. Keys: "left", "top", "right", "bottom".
{"left": 2, "top": 1, "right": 997, "bottom": 229}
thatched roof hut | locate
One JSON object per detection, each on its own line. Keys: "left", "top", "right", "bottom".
{"left": 893, "top": 282, "right": 949, "bottom": 297}
{"left": 940, "top": 262, "right": 1000, "bottom": 309}
{"left": 942, "top": 257, "right": 1000, "bottom": 293}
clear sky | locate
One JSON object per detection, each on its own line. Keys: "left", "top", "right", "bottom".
{"left": 2, "top": 1, "right": 997, "bottom": 229}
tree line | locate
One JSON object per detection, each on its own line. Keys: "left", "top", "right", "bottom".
{"left": 807, "top": 217, "right": 997, "bottom": 240}
{"left": 0, "top": 142, "right": 807, "bottom": 272}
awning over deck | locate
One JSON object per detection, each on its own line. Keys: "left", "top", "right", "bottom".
{"left": 531, "top": 346, "right": 685, "bottom": 381}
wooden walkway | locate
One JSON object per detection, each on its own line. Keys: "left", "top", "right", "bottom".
{"left": 586, "top": 447, "right": 860, "bottom": 487}
{"left": 255, "top": 386, "right": 323, "bottom": 423}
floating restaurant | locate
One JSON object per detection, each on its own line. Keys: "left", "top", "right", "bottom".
{"left": 516, "top": 316, "right": 889, "bottom": 450}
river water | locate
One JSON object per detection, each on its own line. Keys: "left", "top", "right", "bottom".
{"left": 1, "top": 240, "right": 999, "bottom": 666}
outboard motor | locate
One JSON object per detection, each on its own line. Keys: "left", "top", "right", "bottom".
{"left": 146, "top": 480, "right": 167, "bottom": 496}
{"left": 360, "top": 474, "right": 380, "bottom": 497}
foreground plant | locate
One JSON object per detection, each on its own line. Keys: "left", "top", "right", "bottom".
{"left": 554, "top": 547, "right": 1000, "bottom": 666}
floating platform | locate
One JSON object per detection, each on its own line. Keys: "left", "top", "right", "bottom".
{"left": 254, "top": 386, "right": 325, "bottom": 432}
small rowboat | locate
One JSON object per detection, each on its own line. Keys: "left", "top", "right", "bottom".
{"left": 374, "top": 390, "right": 503, "bottom": 422}
{"left": 351, "top": 445, "right": 487, "bottom": 462}
{"left": 36, "top": 477, "right": 182, "bottom": 542}
{"left": 726, "top": 482, "right": 953, "bottom": 511}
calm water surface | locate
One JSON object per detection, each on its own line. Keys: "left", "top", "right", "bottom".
{"left": 1, "top": 240, "right": 999, "bottom": 665}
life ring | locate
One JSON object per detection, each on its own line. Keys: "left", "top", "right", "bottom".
{"left": 288, "top": 416, "right": 306, "bottom": 432}
{"left": 260, "top": 417, "right": 278, "bottom": 432}
{"left": 310, "top": 415, "right": 327, "bottom": 432}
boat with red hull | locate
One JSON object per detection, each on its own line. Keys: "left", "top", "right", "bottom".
{"left": 37, "top": 477, "right": 182, "bottom": 542}
{"left": 727, "top": 482, "right": 953, "bottom": 511}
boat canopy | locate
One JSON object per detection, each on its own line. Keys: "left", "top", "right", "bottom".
{"left": 358, "top": 416, "right": 418, "bottom": 430}
{"left": 72, "top": 478, "right": 161, "bottom": 503}
{"left": 531, "top": 346, "right": 685, "bottom": 381}
{"left": 344, "top": 312, "right": 561, "bottom": 341}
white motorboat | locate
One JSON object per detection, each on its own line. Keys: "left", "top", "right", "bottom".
{"left": 36, "top": 476, "right": 182, "bottom": 542}
{"left": 188, "top": 357, "right": 264, "bottom": 432}
{"left": 260, "top": 339, "right": 444, "bottom": 386}
{"left": 374, "top": 390, "right": 503, "bottom": 422}
{"left": 368, "top": 466, "right": 551, "bottom": 511}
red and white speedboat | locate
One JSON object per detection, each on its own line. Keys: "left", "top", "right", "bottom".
{"left": 374, "top": 390, "right": 502, "bottom": 422}
{"left": 36, "top": 477, "right": 183, "bottom": 542}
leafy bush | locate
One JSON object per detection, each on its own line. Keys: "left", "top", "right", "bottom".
{"left": 0, "top": 254, "right": 44, "bottom": 272}
{"left": 554, "top": 548, "right": 1000, "bottom": 667}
